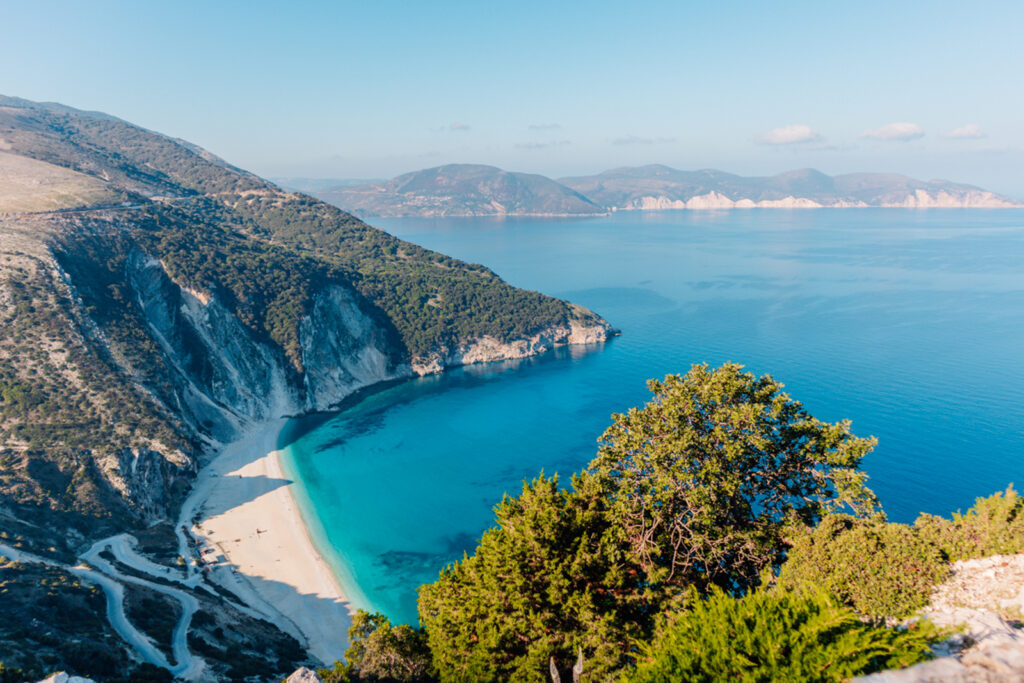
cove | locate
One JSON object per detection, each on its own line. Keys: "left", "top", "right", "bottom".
{"left": 281, "top": 208, "right": 1024, "bottom": 625}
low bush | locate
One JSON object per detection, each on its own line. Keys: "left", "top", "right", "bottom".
{"left": 318, "top": 610, "right": 434, "bottom": 682}
{"left": 626, "top": 589, "right": 939, "bottom": 683}
{"left": 915, "top": 487, "right": 1024, "bottom": 562}
{"left": 777, "top": 515, "right": 947, "bottom": 618}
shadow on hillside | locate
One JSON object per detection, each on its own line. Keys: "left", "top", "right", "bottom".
{"left": 206, "top": 555, "right": 354, "bottom": 664}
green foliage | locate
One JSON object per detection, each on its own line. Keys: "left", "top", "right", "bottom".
{"left": 0, "top": 561, "right": 129, "bottom": 680}
{"left": 777, "top": 515, "right": 948, "bottom": 618}
{"left": 915, "top": 487, "right": 1024, "bottom": 562}
{"left": 590, "top": 363, "right": 878, "bottom": 594}
{"left": 0, "top": 662, "right": 27, "bottom": 683}
{"left": 318, "top": 610, "right": 433, "bottom": 682}
{"left": 419, "top": 474, "right": 651, "bottom": 682}
{"left": 626, "top": 589, "right": 939, "bottom": 683}
{"left": 418, "top": 365, "right": 881, "bottom": 681}
{"left": 226, "top": 192, "right": 586, "bottom": 359}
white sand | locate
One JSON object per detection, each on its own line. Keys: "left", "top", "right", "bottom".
{"left": 184, "top": 419, "right": 352, "bottom": 664}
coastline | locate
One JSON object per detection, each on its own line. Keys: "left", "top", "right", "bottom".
{"left": 183, "top": 419, "right": 352, "bottom": 664}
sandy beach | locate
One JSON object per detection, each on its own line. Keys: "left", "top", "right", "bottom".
{"left": 181, "top": 419, "right": 352, "bottom": 664}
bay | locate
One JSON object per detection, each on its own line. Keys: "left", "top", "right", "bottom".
{"left": 281, "top": 208, "right": 1024, "bottom": 625}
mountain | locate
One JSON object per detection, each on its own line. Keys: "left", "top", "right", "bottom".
{"left": 307, "top": 163, "right": 1020, "bottom": 218}
{"left": 559, "top": 165, "right": 1023, "bottom": 209}
{"left": 314, "top": 164, "right": 606, "bottom": 217}
{"left": 0, "top": 95, "right": 612, "bottom": 680}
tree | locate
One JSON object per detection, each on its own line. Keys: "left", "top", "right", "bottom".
{"left": 319, "top": 610, "right": 434, "bottom": 682}
{"left": 590, "top": 363, "right": 877, "bottom": 593}
{"left": 418, "top": 364, "right": 878, "bottom": 681}
{"left": 418, "top": 474, "right": 649, "bottom": 682}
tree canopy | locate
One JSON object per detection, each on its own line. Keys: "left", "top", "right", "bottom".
{"left": 590, "top": 362, "right": 878, "bottom": 593}
{"left": 418, "top": 363, "right": 880, "bottom": 681}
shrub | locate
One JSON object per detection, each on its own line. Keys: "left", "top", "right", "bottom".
{"left": 319, "top": 610, "right": 434, "bottom": 682}
{"left": 0, "top": 662, "right": 27, "bottom": 683}
{"left": 777, "top": 515, "right": 948, "bottom": 618}
{"left": 915, "top": 487, "right": 1024, "bottom": 562}
{"left": 418, "top": 474, "right": 648, "bottom": 682}
{"left": 626, "top": 589, "right": 939, "bottom": 683}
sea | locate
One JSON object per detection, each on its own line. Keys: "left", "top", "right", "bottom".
{"left": 278, "top": 208, "right": 1024, "bottom": 625}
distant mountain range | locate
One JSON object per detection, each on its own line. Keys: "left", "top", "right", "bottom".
{"left": 303, "top": 164, "right": 1022, "bottom": 217}
{"left": 313, "top": 164, "right": 605, "bottom": 217}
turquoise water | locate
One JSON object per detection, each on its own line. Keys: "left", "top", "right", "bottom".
{"left": 281, "top": 209, "right": 1024, "bottom": 625}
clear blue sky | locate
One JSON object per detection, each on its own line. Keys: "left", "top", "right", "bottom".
{"left": 3, "top": 0, "right": 1022, "bottom": 195}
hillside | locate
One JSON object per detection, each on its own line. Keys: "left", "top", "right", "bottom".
{"left": 0, "top": 95, "right": 612, "bottom": 681}
{"left": 559, "top": 165, "right": 1023, "bottom": 209}
{"left": 314, "top": 164, "right": 606, "bottom": 217}
{"left": 309, "top": 163, "right": 1021, "bottom": 217}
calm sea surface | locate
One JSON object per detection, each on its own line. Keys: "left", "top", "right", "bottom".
{"left": 280, "top": 209, "right": 1024, "bottom": 625}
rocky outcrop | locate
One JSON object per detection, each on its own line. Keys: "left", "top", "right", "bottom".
{"left": 411, "top": 317, "right": 614, "bottom": 375}
{"left": 128, "top": 252, "right": 611, "bottom": 428}
{"left": 37, "top": 673, "right": 97, "bottom": 683}
{"left": 619, "top": 190, "right": 1017, "bottom": 211}
{"left": 98, "top": 447, "right": 194, "bottom": 523}
{"left": 857, "top": 554, "right": 1024, "bottom": 682}
{"left": 285, "top": 668, "right": 322, "bottom": 683}
{"left": 127, "top": 251, "right": 297, "bottom": 438}
{"left": 880, "top": 189, "right": 1021, "bottom": 209}
{"left": 299, "top": 285, "right": 408, "bottom": 412}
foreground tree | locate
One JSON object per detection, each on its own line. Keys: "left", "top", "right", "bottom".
{"left": 419, "top": 363, "right": 878, "bottom": 681}
{"left": 591, "top": 362, "right": 878, "bottom": 593}
{"left": 318, "top": 610, "right": 433, "bottom": 682}
{"left": 418, "top": 474, "right": 647, "bottom": 681}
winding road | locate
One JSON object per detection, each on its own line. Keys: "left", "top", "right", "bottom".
{"left": 0, "top": 535, "right": 207, "bottom": 680}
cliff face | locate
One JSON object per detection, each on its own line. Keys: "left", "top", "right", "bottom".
{"left": 299, "top": 285, "right": 408, "bottom": 412}
{"left": 0, "top": 95, "right": 615, "bottom": 553}
{"left": 0, "top": 94, "right": 619, "bottom": 682}
{"left": 128, "top": 251, "right": 610, "bottom": 434}
{"left": 560, "top": 166, "right": 1024, "bottom": 210}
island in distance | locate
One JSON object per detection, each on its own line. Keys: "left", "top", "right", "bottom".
{"left": 280, "top": 163, "right": 1023, "bottom": 218}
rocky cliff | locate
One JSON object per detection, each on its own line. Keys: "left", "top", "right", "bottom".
{"left": 0, "top": 95, "right": 613, "bottom": 681}
{"left": 560, "top": 166, "right": 1023, "bottom": 210}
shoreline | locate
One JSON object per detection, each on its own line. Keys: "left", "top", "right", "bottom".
{"left": 183, "top": 418, "right": 352, "bottom": 664}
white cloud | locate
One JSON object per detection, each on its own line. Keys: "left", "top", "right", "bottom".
{"left": 756, "top": 124, "right": 821, "bottom": 145}
{"left": 861, "top": 122, "right": 924, "bottom": 141}
{"left": 942, "top": 123, "right": 986, "bottom": 139}
{"left": 449, "top": 122, "right": 471, "bottom": 131}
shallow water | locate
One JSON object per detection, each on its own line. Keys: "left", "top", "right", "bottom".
{"left": 281, "top": 209, "right": 1024, "bottom": 625}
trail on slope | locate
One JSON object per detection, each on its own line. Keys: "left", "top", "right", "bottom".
{"left": 0, "top": 537, "right": 207, "bottom": 680}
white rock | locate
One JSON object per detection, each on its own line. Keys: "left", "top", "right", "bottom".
{"left": 36, "top": 674, "right": 97, "bottom": 683}
{"left": 285, "top": 667, "right": 323, "bottom": 683}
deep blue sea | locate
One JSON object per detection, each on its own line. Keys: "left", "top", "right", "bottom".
{"left": 280, "top": 209, "right": 1024, "bottom": 625}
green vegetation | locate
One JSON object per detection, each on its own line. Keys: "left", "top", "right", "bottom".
{"left": 318, "top": 610, "right": 433, "bottom": 682}
{"left": 408, "top": 365, "right": 1023, "bottom": 682}
{"left": 590, "top": 364, "right": 877, "bottom": 594}
{"left": 0, "top": 662, "right": 27, "bottom": 683}
{"left": 419, "top": 473, "right": 648, "bottom": 681}
{"left": 223, "top": 192, "right": 588, "bottom": 359}
{"left": 0, "top": 97, "right": 611, "bottom": 682}
{"left": 0, "top": 559, "right": 129, "bottom": 680}
{"left": 915, "top": 486, "right": 1024, "bottom": 561}
{"left": 627, "top": 589, "right": 938, "bottom": 683}
{"left": 778, "top": 515, "right": 948, "bottom": 618}
{"left": 418, "top": 364, "right": 886, "bottom": 681}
